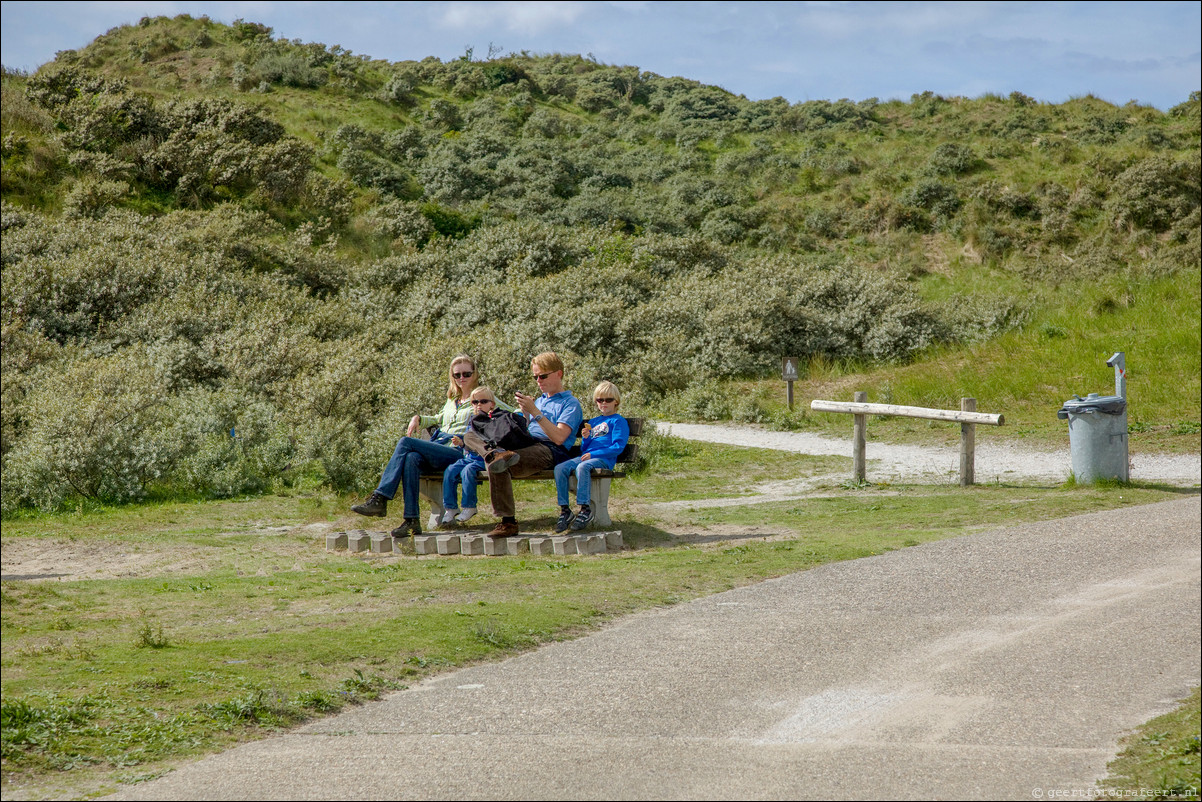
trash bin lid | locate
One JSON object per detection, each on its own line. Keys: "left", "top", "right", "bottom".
{"left": 1057, "top": 393, "right": 1127, "bottom": 418}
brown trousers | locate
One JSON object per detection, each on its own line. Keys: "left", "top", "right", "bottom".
{"left": 462, "top": 430, "right": 554, "bottom": 518}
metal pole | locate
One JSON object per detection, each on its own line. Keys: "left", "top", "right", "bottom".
{"left": 960, "top": 397, "right": 976, "bottom": 486}
{"left": 853, "top": 391, "right": 867, "bottom": 483}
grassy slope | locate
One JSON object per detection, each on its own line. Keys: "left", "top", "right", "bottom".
{"left": 694, "top": 265, "right": 1200, "bottom": 453}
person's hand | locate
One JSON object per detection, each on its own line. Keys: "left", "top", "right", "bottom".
{"left": 406, "top": 415, "right": 421, "bottom": 436}
{"left": 514, "top": 392, "right": 538, "bottom": 416}
{"left": 581, "top": 452, "right": 592, "bottom": 461}
{"left": 581, "top": 423, "right": 592, "bottom": 437}
{"left": 451, "top": 436, "right": 463, "bottom": 447}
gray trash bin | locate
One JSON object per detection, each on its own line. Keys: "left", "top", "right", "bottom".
{"left": 1056, "top": 352, "right": 1130, "bottom": 483}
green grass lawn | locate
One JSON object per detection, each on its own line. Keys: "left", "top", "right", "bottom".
{"left": 1, "top": 438, "right": 1196, "bottom": 799}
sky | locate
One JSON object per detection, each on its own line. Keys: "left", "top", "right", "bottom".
{"left": 1, "top": 1, "right": 1199, "bottom": 110}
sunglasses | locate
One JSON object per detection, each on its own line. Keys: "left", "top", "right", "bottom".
{"left": 470, "top": 399, "right": 493, "bottom": 406}
{"left": 453, "top": 371, "right": 474, "bottom": 379}
{"left": 532, "top": 372, "right": 554, "bottom": 380}
{"left": 595, "top": 398, "right": 616, "bottom": 404}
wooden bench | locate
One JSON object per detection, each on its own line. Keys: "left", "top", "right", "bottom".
{"left": 419, "top": 418, "right": 644, "bottom": 531}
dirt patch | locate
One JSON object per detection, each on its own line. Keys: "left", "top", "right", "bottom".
{"left": 0, "top": 524, "right": 337, "bottom": 583}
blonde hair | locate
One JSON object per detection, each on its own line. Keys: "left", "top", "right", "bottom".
{"left": 446, "top": 354, "right": 479, "bottom": 400}
{"left": 469, "top": 386, "right": 497, "bottom": 404}
{"left": 593, "top": 381, "right": 621, "bottom": 408}
{"left": 531, "top": 352, "right": 563, "bottom": 375}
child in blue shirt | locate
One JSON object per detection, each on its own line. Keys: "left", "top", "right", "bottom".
{"left": 439, "top": 386, "right": 496, "bottom": 526}
{"left": 553, "top": 381, "right": 630, "bottom": 532}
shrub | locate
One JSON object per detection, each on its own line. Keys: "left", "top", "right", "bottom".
{"left": 381, "top": 69, "right": 419, "bottom": 106}
{"left": 62, "top": 178, "right": 130, "bottom": 217}
{"left": 361, "top": 199, "right": 434, "bottom": 245}
{"left": 1107, "top": 155, "right": 1200, "bottom": 232}
{"left": 902, "top": 179, "right": 962, "bottom": 219}
{"left": 925, "top": 143, "right": 980, "bottom": 176}
{"left": 2, "top": 350, "right": 172, "bottom": 510}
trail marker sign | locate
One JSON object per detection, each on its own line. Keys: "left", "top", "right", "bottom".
{"left": 782, "top": 357, "right": 799, "bottom": 409}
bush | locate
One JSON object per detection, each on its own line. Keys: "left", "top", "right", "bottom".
{"left": 925, "top": 143, "right": 980, "bottom": 176}
{"left": 169, "top": 389, "right": 295, "bottom": 498}
{"left": 1107, "top": 155, "right": 1200, "bottom": 232}
{"left": 2, "top": 350, "right": 172, "bottom": 510}
{"left": 902, "top": 179, "right": 962, "bottom": 219}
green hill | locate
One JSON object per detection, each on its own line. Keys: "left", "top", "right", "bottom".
{"left": 2, "top": 14, "right": 1199, "bottom": 511}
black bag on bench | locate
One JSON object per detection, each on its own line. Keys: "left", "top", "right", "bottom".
{"left": 471, "top": 410, "right": 539, "bottom": 452}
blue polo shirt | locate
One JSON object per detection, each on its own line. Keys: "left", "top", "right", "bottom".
{"left": 531, "top": 391, "right": 584, "bottom": 461}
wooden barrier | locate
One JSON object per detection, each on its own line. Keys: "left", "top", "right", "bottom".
{"left": 810, "top": 395, "right": 1005, "bottom": 486}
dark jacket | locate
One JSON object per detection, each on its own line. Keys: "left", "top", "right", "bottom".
{"left": 470, "top": 410, "right": 539, "bottom": 452}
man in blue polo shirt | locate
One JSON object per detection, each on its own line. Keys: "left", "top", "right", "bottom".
{"left": 463, "top": 351, "right": 583, "bottom": 538}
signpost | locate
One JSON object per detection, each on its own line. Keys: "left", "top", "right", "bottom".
{"left": 782, "top": 357, "right": 799, "bottom": 410}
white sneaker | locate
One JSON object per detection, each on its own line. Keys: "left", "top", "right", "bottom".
{"left": 441, "top": 509, "right": 458, "bottom": 524}
{"left": 456, "top": 507, "right": 477, "bottom": 522}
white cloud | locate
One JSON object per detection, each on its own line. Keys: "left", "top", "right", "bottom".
{"left": 437, "top": 1, "right": 590, "bottom": 34}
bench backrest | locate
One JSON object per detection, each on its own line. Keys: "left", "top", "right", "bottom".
{"left": 611, "top": 417, "right": 643, "bottom": 466}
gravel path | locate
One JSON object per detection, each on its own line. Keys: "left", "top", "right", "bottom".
{"left": 657, "top": 421, "right": 1201, "bottom": 487}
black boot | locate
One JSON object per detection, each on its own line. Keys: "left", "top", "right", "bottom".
{"left": 351, "top": 492, "right": 388, "bottom": 517}
{"left": 390, "top": 518, "right": 421, "bottom": 538}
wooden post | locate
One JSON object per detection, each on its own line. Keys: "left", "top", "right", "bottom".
{"left": 782, "top": 357, "right": 799, "bottom": 411}
{"left": 960, "top": 397, "right": 976, "bottom": 487}
{"left": 853, "top": 391, "right": 867, "bottom": 483}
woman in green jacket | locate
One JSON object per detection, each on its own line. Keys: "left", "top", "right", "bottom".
{"left": 351, "top": 354, "right": 484, "bottom": 537}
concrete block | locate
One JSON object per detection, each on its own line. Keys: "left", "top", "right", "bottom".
{"left": 527, "top": 537, "right": 553, "bottom": 556}
{"left": 436, "top": 535, "right": 461, "bottom": 555}
{"left": 580, "top": 534, "right": 606, "bottom": 554}
{"left": 551, "top": 536, "right": 579, "bottom": 556}
{"left": 347, "top": 532, "right": 371, "bottom": 553}
{"left": 370, "top": 535, "right": 393, "bottom": 554}
{"left": 483, "top": 537, "right": 508, "bottom": 556}
{"left": 326, "top": 532, "right": 348, "bottom": 551}
{"left": 604, "top": 531, "right": 623, "bottom": 551}
{"left": 505, "top": 537, "right": 530, "bottom": 556}
{"left": 413, "top": 535, "right": 439, "bottom": 555}
{"left": 460, "top": 535, "right": 484, "bottom": 556}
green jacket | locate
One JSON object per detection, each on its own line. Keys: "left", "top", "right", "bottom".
{"left": 419, "top": 397, "right": 513, "bottom": 435}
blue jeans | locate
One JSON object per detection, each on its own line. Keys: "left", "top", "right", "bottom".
{"left": 442, "top": 456, "right": 485, "bottom": 510}
{"left": 554, "top": 457, "right": 609, "bottom": 507}
{"left": 376, "top": 437, "right": 463, "bottom": 519}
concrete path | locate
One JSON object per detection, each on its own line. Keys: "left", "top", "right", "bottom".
{"left": 109, "top": 496, "right": 1201, "bottom": 801}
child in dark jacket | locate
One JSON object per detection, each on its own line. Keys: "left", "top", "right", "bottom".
{"left": 553, "top": 381, "right": 629, "bottom": 532}
{"left": 439, "top": 387, "right": 495, "bottom": 525}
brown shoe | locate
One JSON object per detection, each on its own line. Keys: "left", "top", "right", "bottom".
{"left": 488, "top": 521, "right": 519, "bottom": 538}
{"left": 487, "top": 450, "right": 520, "bottom": 474}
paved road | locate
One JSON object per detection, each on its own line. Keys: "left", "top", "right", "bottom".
{"left": 109, "top": 496, "right": 1201, "bottom": 801}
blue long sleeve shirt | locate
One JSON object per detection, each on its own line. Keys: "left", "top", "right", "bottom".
{"left": 580, "top": 414, "right": 630, "bottom": 470}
